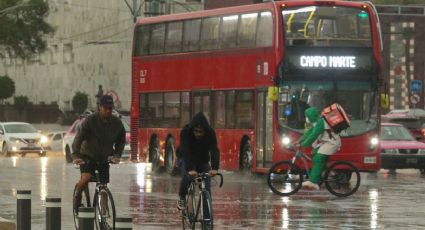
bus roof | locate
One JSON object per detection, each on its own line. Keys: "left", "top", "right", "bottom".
{"left": 136, "top": 0, "right": 372, "bottom": 25}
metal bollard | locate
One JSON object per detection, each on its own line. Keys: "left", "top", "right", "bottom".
{"left": 17, "top": 190, "right": 31, "bottom": 230}
{"left": 45, "top": 198, "right": 61, "bottom": 230}
{"left": 78, "top": 207, "right": 94, "bottom": 230}
{"left": 116, "top": 217, "right": 133, "bottom": 230}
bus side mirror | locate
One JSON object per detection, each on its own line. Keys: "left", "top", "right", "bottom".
{"left": 268, "top": 87, "right": 278, "bottom": 102}
{"left": 380, "top": 93, "right": 389, "bottom": 109}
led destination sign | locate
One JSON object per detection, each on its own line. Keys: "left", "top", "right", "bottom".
{"left": 283, "top": 47, "right": 374, "bottom": 78}
{"left": 300, "top": 56, "right": 356, "bottom": 68}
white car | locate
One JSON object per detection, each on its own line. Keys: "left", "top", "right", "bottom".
{"left": 45, "top": 131, "right": 66, "bottom": 152}
{"left": 0, "top": 122, "right": 48, "bottom": 157}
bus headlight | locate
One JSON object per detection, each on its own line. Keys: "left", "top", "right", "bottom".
{"left": 370, "top": 136, "right": 379, "bottom": 149}
{"left": 281, "top": 136, "right": 291, "bottom": 146}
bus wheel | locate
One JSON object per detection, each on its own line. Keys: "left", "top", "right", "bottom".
{"left": 239, "top": 140, "right": 252, "bottom": 174}
{"left": 165, "top": 137, "right": 176, "bottom": 175}
{"left": 149, "top": 136, "right": 160, "bottom": 172}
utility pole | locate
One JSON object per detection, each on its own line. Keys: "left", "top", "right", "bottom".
{"left": 124, "top": 0, "right": 143, "bottom": 23}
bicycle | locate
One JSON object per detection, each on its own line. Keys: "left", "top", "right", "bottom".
{"left": 73, "top": 160, "right": 117, "bottom": 230}
{"left": 181, "top": 172, "right": 223, "bottom": 230}
{"left": 267, "top": 148, "right": 361, "bottom": 197}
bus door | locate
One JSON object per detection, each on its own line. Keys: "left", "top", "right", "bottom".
{"left": 192, "top": 91, "right": 211, "bottom": 122}
{"left": 256, "top": 89, "right": 274, "bottom": 168}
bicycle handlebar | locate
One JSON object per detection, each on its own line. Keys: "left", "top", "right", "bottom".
{"left": 193, "top": 172, "right": 224, "bottom": 188}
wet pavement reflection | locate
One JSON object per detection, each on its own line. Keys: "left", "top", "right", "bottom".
{"left": 1, "top": 157, "right": 425, "bottom": 229}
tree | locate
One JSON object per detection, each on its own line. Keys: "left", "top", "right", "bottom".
{"left": 72, "top": 92, "right": 89, "bottom": 114}
{"left": 0, "top": 75, "right": 15, "bottom": 104}
{"left": 0, "top": 0, "right": 55, "bottom": 60}
{"left": 13, "top": 95, "right": 30, "bottom": 113}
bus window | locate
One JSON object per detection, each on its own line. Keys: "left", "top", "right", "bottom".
{"left": 150, "top": 23, "right": 166, "bottom": 54}
{"left": 226, "top": 91, "right": 236, "bottom": 129}
{"left": 213, "top": 91, "right": 226, "bottom": 129}
{"left": 238, "top": 13, "right": 258, "bottom": 48}
{"left": 220, "top": 14, "right": 239, "bottom": 49}
{"left": 183, "top": 19, "right": 201, "bottom": 52}
{"left": 181, "top": 92, "right": 190, "bottom": 127}
{"left": 235, "top": 91, "right": 254, "bottom": 129}
{"left": 135, "top": 25, "right": 150, "bottom": 56}
{"left": 201, "top": 17, "right": 221, "bottom": 50}
{"left": 148, "top": 93, "right": 163, "bottom": 127}
{"left": 165, "top": 21, "right": 183, "bottom": 53}
{"left": 256, "top": 11, "right": 273, "bottom": 47}
{"left": 164, "top": 92, "right": 181, "bottom": 127}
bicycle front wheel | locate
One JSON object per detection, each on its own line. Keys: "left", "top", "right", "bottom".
{"left": 182, "top": 185, "right": 196, "bottom": 230}
{"left": 73, "top": 184, "right": 90, "bottom": 230}
{"left": 324, "top": 161, "right": 361, "bottom": 197}
{"left": 201, "top": 191, "right": 213, "bottom": 230}
{"left": 267, "top": 161, "right": 303, "bottom": 196}
{"left": 94, "top": 187, "right": 116, "bottom": 230}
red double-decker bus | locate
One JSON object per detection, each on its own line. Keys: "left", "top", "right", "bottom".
{"left": 130, "top": 0, "right": 383, "bottom": 174}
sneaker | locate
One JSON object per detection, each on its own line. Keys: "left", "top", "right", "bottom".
{"left": 177, "top": 199, "right": 186, "bottom": 210}
{"left": 302, "top": 181, "right": 319, "bottom": 190}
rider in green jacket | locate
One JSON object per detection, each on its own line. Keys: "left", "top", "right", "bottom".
{"left": 296, "top": 107, "right": 341, "bottom": 190}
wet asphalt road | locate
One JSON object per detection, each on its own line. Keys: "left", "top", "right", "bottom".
{"left": 1, "top": 155, "right": 425, "bottom": 229}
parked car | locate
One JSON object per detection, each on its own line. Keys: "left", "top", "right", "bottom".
{"left": 0, "top": 122, "right": 48, "bottom": 157}
{"left": 381, "top": 109, "right": 425, "bottom": 142}
{"left": 62, "top": 114, "right": 131, "bottom": 163}
{"left": 380, "top": 123, "right": 425, "bottom": 174}
{"left": 44, "top": 131, "right": 66, "bottom": 152}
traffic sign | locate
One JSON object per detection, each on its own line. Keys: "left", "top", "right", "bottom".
{"left": 410, "top": 80, "right": 422, "bottom": 94}
{"left": 410, "top": 93, "right": 420, "bottom": 105}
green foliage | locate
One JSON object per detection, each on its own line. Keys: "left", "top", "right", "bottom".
{"left": 0, "top": 75, "right": 15, "bottom": 103}
{"left": 72, "top": 92, "right": 89, "bottom": 114}
{"left": 0, "top": 0, "right": 55, "bottom": 60}
{"left": 13, "top": 95, "right": 30, "bottom": 112}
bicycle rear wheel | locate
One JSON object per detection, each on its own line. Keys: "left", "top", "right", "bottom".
{"left": 73, "top": 185, "right": 90, "bottom": 230}
{"left": 94, "top": 187, "right": 116, "bottom": 230}
{"left": 267, "top": 161, "right": 303, "bottom": 196}
{"left": 200, "top": 191, "right": 213, "bottom": 230}
{"left": 324, "top": 161, "right": 361, "bottom": 197}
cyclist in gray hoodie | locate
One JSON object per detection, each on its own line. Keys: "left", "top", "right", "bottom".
{"left": 72, "top": 94, "right": 126, "bottom": 211}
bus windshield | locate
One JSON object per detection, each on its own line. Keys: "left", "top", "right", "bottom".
{"left": 278, "top": 80, "right": 377, "bottom": 136}
{"left": 282, "top": 6, "right": 372, "bottom": 47}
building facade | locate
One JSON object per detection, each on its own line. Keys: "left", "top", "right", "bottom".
{"left": 377, "top": 5, "right": 425, "bottom": 111}
{"left": 0, "top": 0, "right": 203, "bottom": 112}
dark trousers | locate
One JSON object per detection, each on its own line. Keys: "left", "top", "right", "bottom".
{"left": 178, "top": 161, "right": 211, "bottom": 200}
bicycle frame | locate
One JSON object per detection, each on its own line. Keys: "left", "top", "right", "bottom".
{"left": 182, "top": 172, "right": 223, "bottom": 229}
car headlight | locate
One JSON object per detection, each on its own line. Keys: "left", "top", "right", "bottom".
{"left": 40, "top": 135, "right": 48, "bottom": 144}
{"left": 418, "top": 149, "right": 425, "bottom": 154}
{"left": 382, "top": 148, "right": 398, "bottom": 154}
{"left": 9, "top": 137, "right": 23, "bottom": 143}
